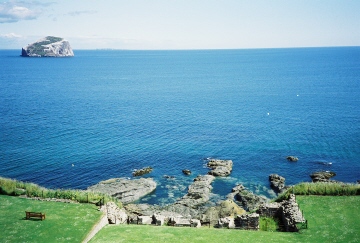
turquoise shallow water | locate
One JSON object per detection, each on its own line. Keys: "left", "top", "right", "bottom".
{"left": 1, "top": 47, "right": 359, "bottom": 204}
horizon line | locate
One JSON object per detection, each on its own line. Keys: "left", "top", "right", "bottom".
{"left": 1, "top": 45, "right": 359, "bottom": 52}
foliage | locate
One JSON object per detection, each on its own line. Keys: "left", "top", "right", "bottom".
{"left": 0, "top": 177, "right": 122, "bottom": 208}
{"left": 275, "top": 182, "right": 360, "bottom": 201}
{"left": 0, "top": 195, "right": 103, "bottom": 243}
{"left": 259, "top": 217, "right": 279, "bottom": 232}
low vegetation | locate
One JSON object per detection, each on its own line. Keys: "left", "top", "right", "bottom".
{"left": 259, "top": 217, "right": 279, "bottom": 232}
{"left": 0, "top": 194, "right": 102, "bottom": 242}
{"left": 0, "top": 176, "right": 121, "bottom": 207}
{"left": 275, "top": 182, "right": 360, "bottom": 201}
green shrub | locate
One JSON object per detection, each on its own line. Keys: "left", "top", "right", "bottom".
{"left": 259, "top": 217, "right": 279, "bottom": 231}
{"left": 0, "top": 177, "right": 122, "bottom": 208}
{"left": 275, "top": 182, "right": 360, "bottom": 201}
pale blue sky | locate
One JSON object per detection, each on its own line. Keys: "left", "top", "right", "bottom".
{"left": 0, "top": 0, "right": 359, "bottom": 49}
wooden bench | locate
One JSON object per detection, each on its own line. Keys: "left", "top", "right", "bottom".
{"left": 25, "top": 211, "right": 45, "bottom": 220}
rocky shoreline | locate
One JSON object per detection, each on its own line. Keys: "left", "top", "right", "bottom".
{"left": 79, "top": 155, "right": 360, "bottom": 233}
{"left": 85, "top": 158, "right": 310, "bottom": 231}
{"left": 87, "top": 177, "right": 156, "bottom": 204}
{"left": 8, "top": 155, "right": 358, "bottom": 235}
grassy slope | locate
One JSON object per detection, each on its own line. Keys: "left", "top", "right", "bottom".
{"left": 0, "top": 195, "right": 103, "bottom": 243}
{"left": 296, "top": 195, "right": 360, "bottom": 243}
{"left": 90, "top": 196, "right": 360, "bottom": 243}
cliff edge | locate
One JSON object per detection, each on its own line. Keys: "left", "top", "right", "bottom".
{"left": 21, "top": 36, "right": 74, "bottom": 57}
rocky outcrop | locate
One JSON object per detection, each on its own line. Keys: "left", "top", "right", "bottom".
{"left": 175, "top": 175, "right": 215, "bottom": 208}
{"left": 182, "top": 169, "right": 191, "bottom": 175}
{"left": 161, "top": 203, "right": 203, "bottom": 219}
{"left": 133, "top": 167, "right": 153, "bottom": 176}
{"left": 226, "top": 184, "right": 244, "bottom": 201}
{"left": 158, "top": 174, "right": 215, "bottom": 219}
{"left": 286, "top": 156, "right": 298, "bottom": 162}
{"left": 207, "top": 159, "right": 233, "bottom": 176}
{"left": 269, "top": 174, "right": 287, "bottom": 193}
{"left": 231, "top": 184, "right": 268, "bottom": 211}
{"left": 21, "top": 36, "right": 74, "bottom": 57}
{"left": 201, "top": 199, "right": 246, "bottom": 225}
{"left": 310, "top": 171, "right": 336, "bottom": 182}
{"left": 87, "top": 177, "right": 156, "bottom": 204}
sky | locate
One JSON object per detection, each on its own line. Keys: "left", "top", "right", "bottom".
{"left": 0, "top": 0, "right": 359, "bottom": 50}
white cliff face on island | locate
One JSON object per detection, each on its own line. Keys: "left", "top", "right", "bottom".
{"left": 21, "top": 36, "right": 74, "bottom": 57}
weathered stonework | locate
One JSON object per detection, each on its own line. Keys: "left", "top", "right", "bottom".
{"left": 279, "top": 194, "right": 305, "bottom": 232}
{"left": 106, "top": 202, "right": 128, "bottom": 224}
{"left": 256, "top": 194, "right": 306, "bottom": 232}
{"left": 234, "top": 213, "right": 260, "bottom": 230}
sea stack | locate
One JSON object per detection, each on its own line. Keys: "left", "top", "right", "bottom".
{"left": 21, "top": 36, "right": 74, "bottom": 57}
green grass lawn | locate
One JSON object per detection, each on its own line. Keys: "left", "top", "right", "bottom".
{"left": 90, "top": 196, "right": 360, "bottom": 243}
{"left": 0, "top": 195, "right": 103, "bottom": 243}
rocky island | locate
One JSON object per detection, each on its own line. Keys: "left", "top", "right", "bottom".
{"left": 21, "top": 36, "right": 74, "bottom": 57}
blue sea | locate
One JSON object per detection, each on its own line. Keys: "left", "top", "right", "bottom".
{"left": 1, "top": 47, "right": 359, "bottom": 205}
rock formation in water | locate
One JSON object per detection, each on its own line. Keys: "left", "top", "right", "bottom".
{"left": 231, "top": 184, "right": 268, "bottom": 211}
{"left": 207, "top": 159, "right": 233, "bottom": 176}
{"left": 132, "top": 166, "right": 153, "bottom": 177}
{"left": 21, "top": 36, "right": 74, "bottom": 57}
{"left": 310, "top": 171, "right": 336, "bottom": 182}
{"left": 269, "top": 174, "right": 288, "bottom": 193}
{"left": 87, "top": 177, "right": 156, "bottom": 204}
{"left": 286, "top": 156, "right": 298, "bottom": 162}
{"left": 182, "top": 169, "right": 191, "bottom": 175}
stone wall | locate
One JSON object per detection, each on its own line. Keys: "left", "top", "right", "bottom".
{"left": 256, "top": 194, "right": 305, "bottom": 232}
{"left": 256, "top": 202, "right": 281, "bottom": 218}
{"left": 106, "top": 202, "right": 128, "bottom": 224}
{"left": 234, "top": 213, "right": 260, "bottom": 230}
{"left": 279, "top": 194, "right": 305, "bottom": 232}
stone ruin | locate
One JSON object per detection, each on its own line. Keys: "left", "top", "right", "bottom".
{"left": 217, "top": 194, "right": 305, "bottom": 232}
{"left": 217, "top": 213, "right": 260, "bottom": 230}
{"left": 104, "top": 186, "right": 304, "bottom": 232}
{"left": 106, "top": 202, "right": 128, "bottom": 224}
{"left": 256, "top": 194, "right": 306, "bottom": 232}
{"left": 279, "top": 194, "right": 306, "bottom": 232}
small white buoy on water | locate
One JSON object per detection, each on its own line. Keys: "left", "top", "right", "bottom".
{"left": 267, "top": 112, "right": 270, "bottom": 115}
{"left": 72, "top": 164, "right": 74, "bottom": 167}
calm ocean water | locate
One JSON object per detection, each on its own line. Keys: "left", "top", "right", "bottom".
{"left": 1, "top": 47, "right": 359, "bottom": 204}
